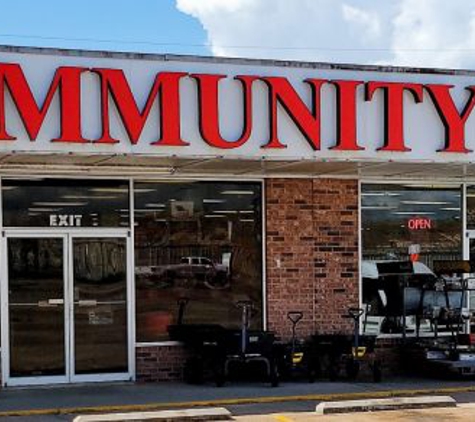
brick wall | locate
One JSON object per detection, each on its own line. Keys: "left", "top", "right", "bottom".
{"left": 136, "top": 177, "right": 360, "bottom": 382}
{"left": 136, "top": 344, "right": 188, "bottom": 382}
{"left": 266, "top": 178, "right": 359, "bottom": 340}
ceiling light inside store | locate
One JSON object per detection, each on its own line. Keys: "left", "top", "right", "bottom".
{"left": 403, "top": 184, "right": 459, "bottom": 189}
{"left": 441, "top": 208, "right": 460, "bottom": 211}
{"left": 28, "top": 207, "right": 60, "bottom": 212}
{"left": 394, "top": 211, "right": 435, "bottom": 216}
{"left": 361, "top": 192, "right": 400, "bottom": 196}
{"left": 361, "top": 206, "right": 396, "bottom": 210}
{"left": 204, "top": 214, "right": 226, "bottom": 218}
{"left": 134, "top": 209, "right": 164, "bottom": 212}
{"left": 145, "top": 203, "right": 165, "bottom": 207}
{"left": 221, "top": 190, "right": 255, "bottom": 195}
{"left": 401, "top": 201, "right": 451, "bottom": 205}
{"left": 62, "top": 195, "right": 118, "bottom": 200}
{"left": 203, "top": 199, "right": 226, "bottom": 203}
{"left": 240, "top": 219, "right": 255, "bottom": 222}
{"left": 91, "top": 188, "right": 129, "bottom": 193}
{"left": 33, "top": 202, "right": 87, "bottom": 207}
{"left": 213, "top": 210, "right": 238, "bottom": 214}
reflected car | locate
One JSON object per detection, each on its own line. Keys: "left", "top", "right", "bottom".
{"left": 136, "top": 256, "right": 230, "bottom": 289}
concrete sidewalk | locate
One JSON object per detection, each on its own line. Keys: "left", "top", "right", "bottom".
{"left": 0, "top": 378, "right": 475, "bottom": 416}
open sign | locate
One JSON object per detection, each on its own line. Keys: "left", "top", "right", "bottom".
{"left": 408, "top": 217, "right": 433, "bottom": 230}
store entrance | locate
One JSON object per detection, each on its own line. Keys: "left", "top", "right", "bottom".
{"left": 2, "top": 232, "right": 132, "bottom": 386}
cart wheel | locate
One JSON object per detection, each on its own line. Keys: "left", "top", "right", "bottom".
{"left": 184, "top": 357, "right": 204, "bottom": 385}
{"left": 214, "top": 363, "right": 226, "bottom": 387}
{"left": 346, "top": 359, "right": 360, "bottom": 380}
{"left": 373, "top": 360, "right": 382, "bottom": 383}
{"left": 328, "top": 365, "right": 339, "bottom": 381}
{"left": 308, "top": 360, "right": 320, "bottom": 383}
{"left": 270, "top": 363, "right": 280, "bottom": 388}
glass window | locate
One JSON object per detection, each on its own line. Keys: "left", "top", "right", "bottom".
{"left": 466, "top": 186, "right": 475, "bottom": 229}
{"left": 134, "top": 181, "right": 263, "bottom": 342}
{"left": 361, "top": 184, "right": 462, "bottom": 336}
{"left": 2, "top": 179, "right": 130, "bottom": 228}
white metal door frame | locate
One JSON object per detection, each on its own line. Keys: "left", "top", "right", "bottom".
{"left": 1, "top": 228, "right": 133, "bottom": 386}
{"left": 1, "top": 232, "right": 70, "bottom": 386}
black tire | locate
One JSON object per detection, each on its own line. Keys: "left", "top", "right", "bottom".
{"left": 346, "top": 359, "right": 360, "bottom": 380}
{"left": 373, "top": 360, "right": 382, "bottom": 383}
{"left": 307, "top": 359, "right": 321, "bottom": 383}
{"left": 184, "top": 357, "right": 204, "bottom": 385}
{"left": 270, "top": 362, "right": 280, "bottom": 387}
{"left": 214, "top": 362, "right": 226, "bottom": 387}
{"left": 328, "top": 365, "right": 339, "bottom": 381}
{"left": 203, "top": 272, "right": 230, "bottom": 290}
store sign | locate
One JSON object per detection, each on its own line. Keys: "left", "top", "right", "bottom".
{"left": 2, "top": 49, "right": 475, "bottom": 162}
{"left": 407, "top": 217, "right": 433, "bottom": 230}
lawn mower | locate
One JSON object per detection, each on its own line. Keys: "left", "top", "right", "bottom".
{"left": 214, "top": 300, "right": 280, "bottom": 387}
{"left": 307, "top": 307, "right": 382, "bottom": 382}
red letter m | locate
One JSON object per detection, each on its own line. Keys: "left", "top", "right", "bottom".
{"left": 0, "top": 63, "right": 88, "bottom": 142}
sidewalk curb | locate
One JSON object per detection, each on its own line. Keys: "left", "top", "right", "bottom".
{"left": 315, "top": 395, "right": 457, "bottom": 414}
{"left": 0, "top": 386, "right": 474, "bottom": 417}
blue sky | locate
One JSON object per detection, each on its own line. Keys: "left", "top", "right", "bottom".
{"left": 2, "top": 1, "right": 475, "bottom": 69}
{"left": 0, "top": 0, "right": 210, "bottom": 55}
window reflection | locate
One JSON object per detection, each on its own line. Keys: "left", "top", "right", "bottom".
{"left": 361, "top": 184, "right": 462, "bottom": 336}
{"left": 134, "top": 181, "right": 262, "bottom": 342}
{"left": 2, "top": 179, "right": 129, "bottom": 228}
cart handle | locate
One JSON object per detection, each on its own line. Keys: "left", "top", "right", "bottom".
{"left": 346, "top": 307, "right": 365, "bottom": 319}
{"left": 177, "top": 297, "right": 190, "bottom": 306}
{"left": 235, "top": 300, "right": 253, "bottom": 308}
{"left": 287, "top": 311, "right": 303, "bottom": 324}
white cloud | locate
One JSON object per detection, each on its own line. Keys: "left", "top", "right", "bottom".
{"left": 341, "top": 4, "right": 381, "bottom": 39}
{"left": 176, "top": 0, "right": 475, "bottom": 69}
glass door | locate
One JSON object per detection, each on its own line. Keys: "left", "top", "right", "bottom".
{"left": 2, "top": 233, "right": 131, "bottom": 386}
{"left": 5, "top": 236, "right": 69, "bottom": 385}
{"left": 71, "top": 236, "right": 129, "bottom": 381}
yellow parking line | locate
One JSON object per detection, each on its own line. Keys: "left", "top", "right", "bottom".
{"left": 274, "top": 415, "right": 295, "bottom": 422}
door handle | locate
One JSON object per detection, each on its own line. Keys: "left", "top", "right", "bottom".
{"left": 38, "top": 299, "right": 64, "bottom": 307}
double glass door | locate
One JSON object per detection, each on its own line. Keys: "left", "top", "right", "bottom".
{"left": 2, "top": 233, "right": 131, "bottom": 386}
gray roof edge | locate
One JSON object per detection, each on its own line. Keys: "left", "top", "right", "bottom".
{"left": 1, "top": 43, "right": 475, "bottom": 76}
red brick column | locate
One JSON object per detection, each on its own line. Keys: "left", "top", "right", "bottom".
{"left": 266, "top": 178, "right": 359, "bottom": 340}
{"left": 136, "top": 344, "right": 189, "bottom": 382}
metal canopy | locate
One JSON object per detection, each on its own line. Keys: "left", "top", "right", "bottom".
{"left": 0, "top": 152, "right": 475, "bottom": 181}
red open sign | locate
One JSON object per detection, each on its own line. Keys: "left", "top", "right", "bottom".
{"left": 408, "top": 217, "right": 432, "bottom": 230}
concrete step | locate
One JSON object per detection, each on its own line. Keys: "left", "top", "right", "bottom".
{"left": 73, "top": 407, "right": 232, "bottom": 422}
{"left": 315, "top": 395, "right": 457, "bottom": 415}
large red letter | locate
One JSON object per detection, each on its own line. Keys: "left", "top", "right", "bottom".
{"left": 331, "top": 80, "right": 364, "bottom": 151}
{"left": 425, "top": 84, "right": 474, "bottom": 153}
{"left": 191, "top": 74, "right": 257, "bottom": 149}
{"left": 260, "top": 77, "right": 327, "bottom": 150}
{"left": 92, "top": 69, "right": 188, "bottom": 146}
{"left": 0, "top": 63, "right": 88, "bottom": 142}
{"left": 366, "top": 81, "right": 423, "bottom": 152}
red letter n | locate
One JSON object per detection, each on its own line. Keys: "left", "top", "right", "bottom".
{"left": 260, "top": 77, "right": 327, "bottom": 150}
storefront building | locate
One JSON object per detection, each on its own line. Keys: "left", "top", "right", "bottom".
{"left": 0, "top": 45, "right": 475, "bottom": 386}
